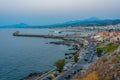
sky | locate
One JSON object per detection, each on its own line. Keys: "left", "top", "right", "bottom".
{"left": 0, "top": 0, "right": 120, "bottom": 26}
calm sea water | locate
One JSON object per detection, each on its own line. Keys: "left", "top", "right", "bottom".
{"left": 0, "top": 29, "right": 69, "bottom": 80}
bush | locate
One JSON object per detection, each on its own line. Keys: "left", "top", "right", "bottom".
{"left": 55, "top": 59, "right": 65, "bottom": 72}
{"left": 97, "top": 48, "right": 103, "bottom": 57}
{"left": 74, "top": 55, "right": 79, "bottom": 63}
{"left": 102, "top": 58, "right": 108, "bottom": 63}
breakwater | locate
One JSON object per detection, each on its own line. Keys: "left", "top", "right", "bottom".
{"left": 13, "top": 31, "right": 87, "bottom": 47}
{"left": 13, "top": 31, "right": 65, "bottom": 39}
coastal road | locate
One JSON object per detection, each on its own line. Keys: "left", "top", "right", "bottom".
{"left": 56, "top": 42, "right": 97, "bottom": 80}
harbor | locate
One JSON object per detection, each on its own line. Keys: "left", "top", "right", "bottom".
{"left": 12, "top": 30, "right": 90, "bottom": 80}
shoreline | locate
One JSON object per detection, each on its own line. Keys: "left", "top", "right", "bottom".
{"left": 12, "top": 31, "right": 88, "bottom": 80}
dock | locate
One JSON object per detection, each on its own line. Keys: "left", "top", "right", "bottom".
{"left": 13, "top": 31, "right": 65, "bottom": 39}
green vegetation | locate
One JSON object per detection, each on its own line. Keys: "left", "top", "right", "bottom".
{"left": 74, "top": 53, "right": 79, "bottom": 63}
{"left": 115, "top": 52, "right": 120, "bottom": 60}
{"left": 96, "top": 42, "right": 101, "bottom": 47}
{"left": 97, "top": 48, "right": 103, "bottom": 57}
{"left": 55, "top": 59, "right": 65, "bottom": 72}
{"left": 103, "top": 43, "right": 119, "bottom": 54}
{"left": 97, "top": 43, "right": 119, "bottom": 56}
{"left": 74, "top": 55, "right": 79, "bottom": 63}
{"left": 74, "top": 42, "right": 120, "bottom": 80}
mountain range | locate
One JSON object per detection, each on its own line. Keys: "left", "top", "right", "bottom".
{"left": 0, "top": 17, "right": 120, "bottom": 28}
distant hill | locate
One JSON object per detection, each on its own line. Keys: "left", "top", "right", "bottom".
{"left": 0, "top": 17, "right": 120, "bottom": 28}
{"left": 50, "top": 18, "right": 120, "bottom": 27}
{"left": 14, "top": 23, "right": 28, "bottom": 27}
{"left": 0, "top": 23, "right": 29, "bottom": 28}
{"left": 84, "top": 17, "right": 100, "bottom": 21}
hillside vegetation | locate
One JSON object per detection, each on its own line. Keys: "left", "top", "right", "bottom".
{"left": 73, "top": 42, "right": 120, "bottom": 80}
{"left": 97, "top": 42, "right": 119, "bottom": 57}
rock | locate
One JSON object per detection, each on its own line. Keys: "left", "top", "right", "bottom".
{"left": 114, "top": 73, "right": 117, "bottom": 78}
{"left": 102, "top": 74, "right": 105, "bottom": 78}
{"left": 20, "top": 72, "right": 43, "bottom": 80}
{"left": 110, "top": 66, "right": 114, "bottom": 70}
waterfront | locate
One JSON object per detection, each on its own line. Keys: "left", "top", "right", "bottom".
{"left": 0, "top": 29, "right": 69, "bottom": 80}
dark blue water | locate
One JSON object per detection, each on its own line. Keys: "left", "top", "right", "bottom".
{"left": 0, "top": 29, "right": 69, "bottom": 80}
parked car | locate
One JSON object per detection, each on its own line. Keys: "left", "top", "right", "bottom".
{"left": 84, "top": 58, "right": 88, "bottom": 61}
{"left": 77, "top": 69, "right": 80, "bottom": 72}
{"left": 71, "top": 70, "right": 76, "bottom": 75}
{"left": 43, "top": 76, "right": 52, "bottom": 80}
{"left": 52, "top": 71, "right": 59, "bottom": 77}
{"left": 42, "top": 77, "right": 50, "bottom": 80}
{"left": 46, "top": 76, "right": 52, "bottom": 80}
{"left": 79, "top": 68, "right": 83, "bottom": 70}
{"left": 65, "top": 74, "right": 71, "bottom": 79}
{"left": 88, "top": 60, "right": 91, "bottom": 63}
{"left": 63, "top": 63, "right": 73, "bottom": 71}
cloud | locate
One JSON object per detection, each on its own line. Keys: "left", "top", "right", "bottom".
{"left": 0, "top": 0, "right": 120, "bottom": 25}
{"left": 0, "top": 0, "right": 119, "bottom": 14}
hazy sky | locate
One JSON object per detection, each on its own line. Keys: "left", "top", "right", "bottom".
{"left": 0, "top": 0, "right": 120, "bottom": 26}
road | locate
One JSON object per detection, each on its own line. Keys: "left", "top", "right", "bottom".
{"left": 56, "top": 42, "right": 97, "bottom": 80}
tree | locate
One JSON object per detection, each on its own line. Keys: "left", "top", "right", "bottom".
{"left": 117, "top": 38, "right": 119, "bottom": 40}
{"left": 74, "top": 55, "right": 79, "bottom": 63}
{"left": 97, "top": 48, "right": 103, "bottom": 57}
{"left": 74, "top": 52, "right": 79, "bottom": 63}
{"left": 55, "top": 59, "right": 65, "bottom": 72}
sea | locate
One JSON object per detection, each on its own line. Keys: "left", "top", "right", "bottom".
{"left": 0, "top": 28, "right": 97, "bottom": 80}
{"left": 0, "top": 28, "right": 70, "bottom": 80}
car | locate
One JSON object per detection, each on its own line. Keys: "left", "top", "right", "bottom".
{"left": 46, "top": 76, "right": 52, "bottom": 80}
{"left": 42, "top": 78, "right": 49, "bottom": 80}
{"left": 86, "top": 51, "right": 89, "bottom": 54}
{"left": 88, "top": 61, "right": 91, "bottom": 63}
{"left": 52, "top": 71, "right": 59, "bottom": 77}
{"left": 42, "top": 77, "right": 51, "bottom": 80}
{"left": 94, "top": 51, "right": 97, "bottom": 53}
{"left": 77, "top": 68, "right": 82, "bottom": 72}
{"left": 79, "top": 68, "right": 83, "bottom": 70}
{"left": 65, "top": 74, "right": 71, "bottom": 79}
{"left": 71, "top": 70, "right": 76, "bottom": 75}
{"left": 84, "top": 58, "right": 88, "bottom": 61}
{"left": 91, "top": 55, "right": 94, "bottom": 57}
{"left": 77, "top": 69, "right": 80, "bottom": 72}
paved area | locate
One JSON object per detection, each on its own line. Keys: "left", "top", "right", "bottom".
{"left": 56, "top": 42, "right": 97, "bottom": 80}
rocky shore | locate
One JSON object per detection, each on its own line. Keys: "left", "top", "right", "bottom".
{"left": 20, "top": 72, "right": 44, "bottom": 80}
{"left": 13, "top": 31, "right": 87, "bottom": 48}
{"left": 13, "top": 31, "right": 88, "bottom": 80}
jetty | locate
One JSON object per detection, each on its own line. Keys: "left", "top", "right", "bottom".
{"left": 13, "top": 31, "right": 65, "bottom": 39}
